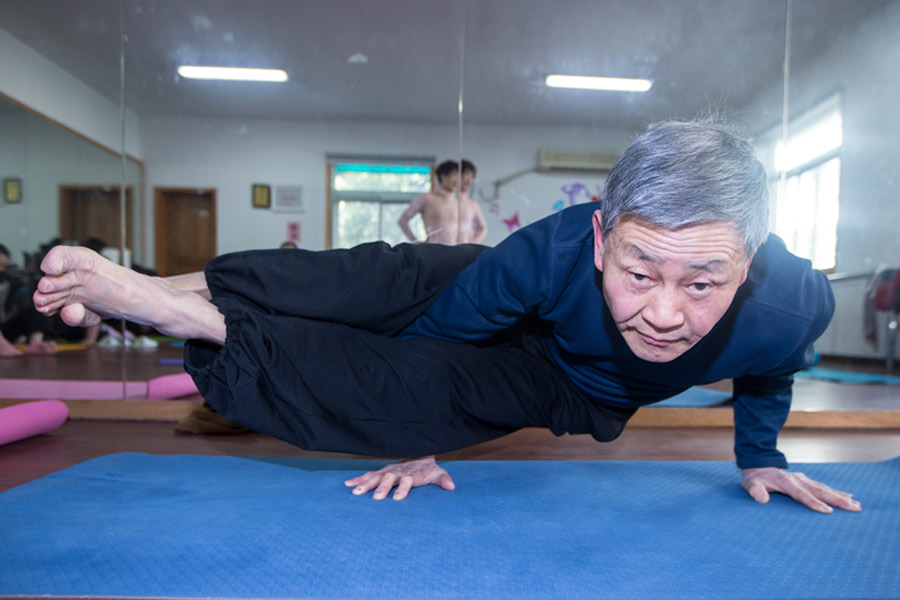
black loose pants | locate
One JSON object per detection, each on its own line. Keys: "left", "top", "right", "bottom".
{"left": 184, "top": 242, "right": 633, "bottom": 457}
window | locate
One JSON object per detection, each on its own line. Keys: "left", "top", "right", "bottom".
{"left": 757, "top": 95, "right": 842, "bottom": 270}
{"left": 329, "top": 159, "right": 433, "bottom": 248}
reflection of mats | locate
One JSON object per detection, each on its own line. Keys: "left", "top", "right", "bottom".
{"left": 0, "top": 374, "right": 198, "bottom": 400}
{"left": 654, "top": 386, "right": 731, "bottom": 407}
{"left": 797, "top": 366, "right": 900, "bottom": 385}
{"left": 2, "top": 454, "right": 898, "bottom": 599}
{"left": 12, "top": 342, "right": 91, "bottom": 352}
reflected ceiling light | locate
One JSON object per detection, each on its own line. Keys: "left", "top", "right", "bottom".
{"left": 545, "top": 74, "right": 652, "bottom": 92}
{"left": 177, "top": 66, "right": 288, "bottom": 82}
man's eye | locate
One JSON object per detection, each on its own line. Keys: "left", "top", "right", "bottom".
{"left": 631, "top": 272, "right": 649, "bottom": 282}
{"left": 690, "top": 282, "right": 711, "bottom": 292}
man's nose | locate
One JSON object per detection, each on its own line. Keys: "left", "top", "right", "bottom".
{"left": 642, "top": 286, "right": 685, "bottom": 331}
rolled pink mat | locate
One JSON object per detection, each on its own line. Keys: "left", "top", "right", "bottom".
{"left": 0, "top": 400, "right": 69, "bottom": 446}
{"left": 146, "top": 373, "right": 199, "bottom": 399}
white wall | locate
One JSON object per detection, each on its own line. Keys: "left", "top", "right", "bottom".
{"left": 463, "top": 124, "right": 634, "bottom": 247}
{"left": 786, "top": 2, "right": 900, "bottom": 359}
{"left": 0, "top": 110, "right": 142, "bottom": 263}
{"left": 0, "top": 27, "right": 142, "bottom": 160}
{"left": 142, "top": 117, "right": 632, "bottom": 255}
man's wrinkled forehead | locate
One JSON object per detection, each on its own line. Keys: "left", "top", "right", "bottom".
{"left": 620, "top": 241, "right": 731, "bottom": 273}
{"left": 609, "top": 215, "right": 749, "bottom": 260}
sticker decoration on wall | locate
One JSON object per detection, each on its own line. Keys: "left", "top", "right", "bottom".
{"left": 502, "top": 211, "right": 521, "bottom": 232}
{"left": 552, "top": 200, "right": 565, "bottom": 212}
{"left": 489, "top": 202, "right": 500, "bottom": 215}
{"left": 560, "top": 182, "right": 591, "bottom": 206}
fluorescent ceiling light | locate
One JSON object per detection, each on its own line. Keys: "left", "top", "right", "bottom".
{"left": 177, "top": 66, "right": 288, "bottom": 82}
{"left": 545, "top": 74, "right": 652, "bottom": 92}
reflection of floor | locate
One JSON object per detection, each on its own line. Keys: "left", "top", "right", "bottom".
{"left": 0, "top": 340, "right": 186, "bottom": 382}
{"left": 635, "top": 372, "right": 900, "bottom": 428}
{"left": 0, "top": 341, "right": 199, "bottom": 419}
{"left": 1, "top": 344, "right": 898, "bottom": 422}
{"left": 791, "top": 376, "right": 899, "bottom": 411}
{"left": 2, "top": 344, "right": 899, "bottom": 493}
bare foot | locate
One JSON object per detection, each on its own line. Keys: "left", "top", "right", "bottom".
{"left": 25, "top": 338, "right": 58, "bottom": 355}
{"left": 33, "top": 246, "right": 226, "bottom": 344}
{"left": 0, "top": 336, "right": 24, "bottom": 358}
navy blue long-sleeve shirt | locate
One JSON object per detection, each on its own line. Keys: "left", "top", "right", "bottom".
{"left": 402, "top": 202, "right": 834, "bottom": 469}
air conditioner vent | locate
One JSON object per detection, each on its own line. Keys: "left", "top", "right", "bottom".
{"left": 538, "top": 149, "right": 618, "bottom": 172}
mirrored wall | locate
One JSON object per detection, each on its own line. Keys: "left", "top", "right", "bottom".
{"left": 0, "top": 0, "right": 897, "bottom": 388}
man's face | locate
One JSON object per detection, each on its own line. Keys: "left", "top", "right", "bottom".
{"left": 437, "top": 170, "right": 459, "bottom": 193}
{"left": 593, "top": 210, "right": 751, "bottom": 363}
{"left": 460, "top": 169, "right": 475, "bottom": 193}
{"left": 0, "top": 253, "right": 8, "bottom": 274}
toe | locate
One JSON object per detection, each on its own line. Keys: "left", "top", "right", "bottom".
{"left": 60, "top": 303, "right": 99, "bottom": 327}
{"left": 37, "top": 272, "right": 77, "bottom": 294}
{"left": 39, "top": 249, "right": 65, "bottom": 276}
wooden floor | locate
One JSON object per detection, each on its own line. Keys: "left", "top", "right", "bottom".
{"left": 1, "top": 342, "right": 899, "bottom": 493}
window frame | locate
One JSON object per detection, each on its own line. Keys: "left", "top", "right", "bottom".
{"left": 755, "top": 93, "right": 843, "bottom": 271}
{"left": 326, "top": 155, "right": 434, "bottom": 249}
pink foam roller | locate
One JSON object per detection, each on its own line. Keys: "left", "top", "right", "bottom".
{"left": 0, "top": 400, "right": 69, "bottom": 446}
{"left": 146, "top": 373, "right": 199, "bottom": 399}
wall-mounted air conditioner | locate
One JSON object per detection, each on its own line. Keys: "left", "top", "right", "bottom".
{"left": 538, "top": 149, "right": 619, "bottom": 172}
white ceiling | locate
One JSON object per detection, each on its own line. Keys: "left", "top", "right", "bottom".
{"left": 0, "top": 0, "right": 894, "bottom": 132}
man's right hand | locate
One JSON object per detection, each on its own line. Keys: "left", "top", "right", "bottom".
{"left": 344, "top": 456, "right": 455, "bottom": 500}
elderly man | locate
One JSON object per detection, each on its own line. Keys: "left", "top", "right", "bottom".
{"left": 32, "top": 121, "right": 858, "bottom": 514}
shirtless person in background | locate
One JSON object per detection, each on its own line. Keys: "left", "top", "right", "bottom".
{"left": 397, "top": 160, "right": 488, "bottom": 245}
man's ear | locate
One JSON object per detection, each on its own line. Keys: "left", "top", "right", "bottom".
{"left": 738, "top": 254, "right": 753, "bottom": 286}
{"left": 592, "top": 210, "right": 606, "bottom": 272}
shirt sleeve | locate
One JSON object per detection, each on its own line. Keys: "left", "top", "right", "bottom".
{"left": 732, "top": 371, "right": 795, "bottom": 469}
{"left": 731, "top": 268, "right": 835, "bottom": 470}
{"left": 402, "top": 219, "right": 555, "bottom": 341}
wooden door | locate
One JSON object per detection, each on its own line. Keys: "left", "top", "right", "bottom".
{"left": 154, "top": 188, "right": 217, "bottom": 276}
{"left": 59, "top": 186, "right": 133, "bottom": 249}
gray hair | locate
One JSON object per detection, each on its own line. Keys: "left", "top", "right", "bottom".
{"left": 600, "top": 120, "right": 769, "bottom": 256}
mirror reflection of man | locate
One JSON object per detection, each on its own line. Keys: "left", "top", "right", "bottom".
{"left": 397, "top": 160, "right": 487, "bottom": 245}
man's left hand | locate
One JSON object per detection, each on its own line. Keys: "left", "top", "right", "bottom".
{"left": 344, "top": 456, "right": 455, "bottom": 501}
{"left": 741, "top": 467, "right": 861, "bottom": 513}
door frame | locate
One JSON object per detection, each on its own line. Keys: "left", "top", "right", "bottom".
{"left": 58, "top": 184, "right": 134, "bottom": 249}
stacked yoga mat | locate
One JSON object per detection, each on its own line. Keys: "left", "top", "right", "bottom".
{"left": 0, "top": 374, "right": 199, "bottom": 448}
{"left": 1, "top": 453, "right": 897, "bottom": 598}
{"left": 0, "top": 372, "right": 199, "bottom": 400}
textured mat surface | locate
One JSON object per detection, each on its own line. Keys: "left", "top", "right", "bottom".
{"left": 797, "top": 366, "right": 900, "bottom": 385}
{"left": 1, "top": 453, "right": 898, "bottom": 599}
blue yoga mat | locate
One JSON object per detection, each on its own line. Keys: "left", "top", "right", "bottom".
{"left": 2, "top": 453, "right": 898, "bottom": 599}
{"left": 796, "top": 366, "right": 900, "bottom": 385}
